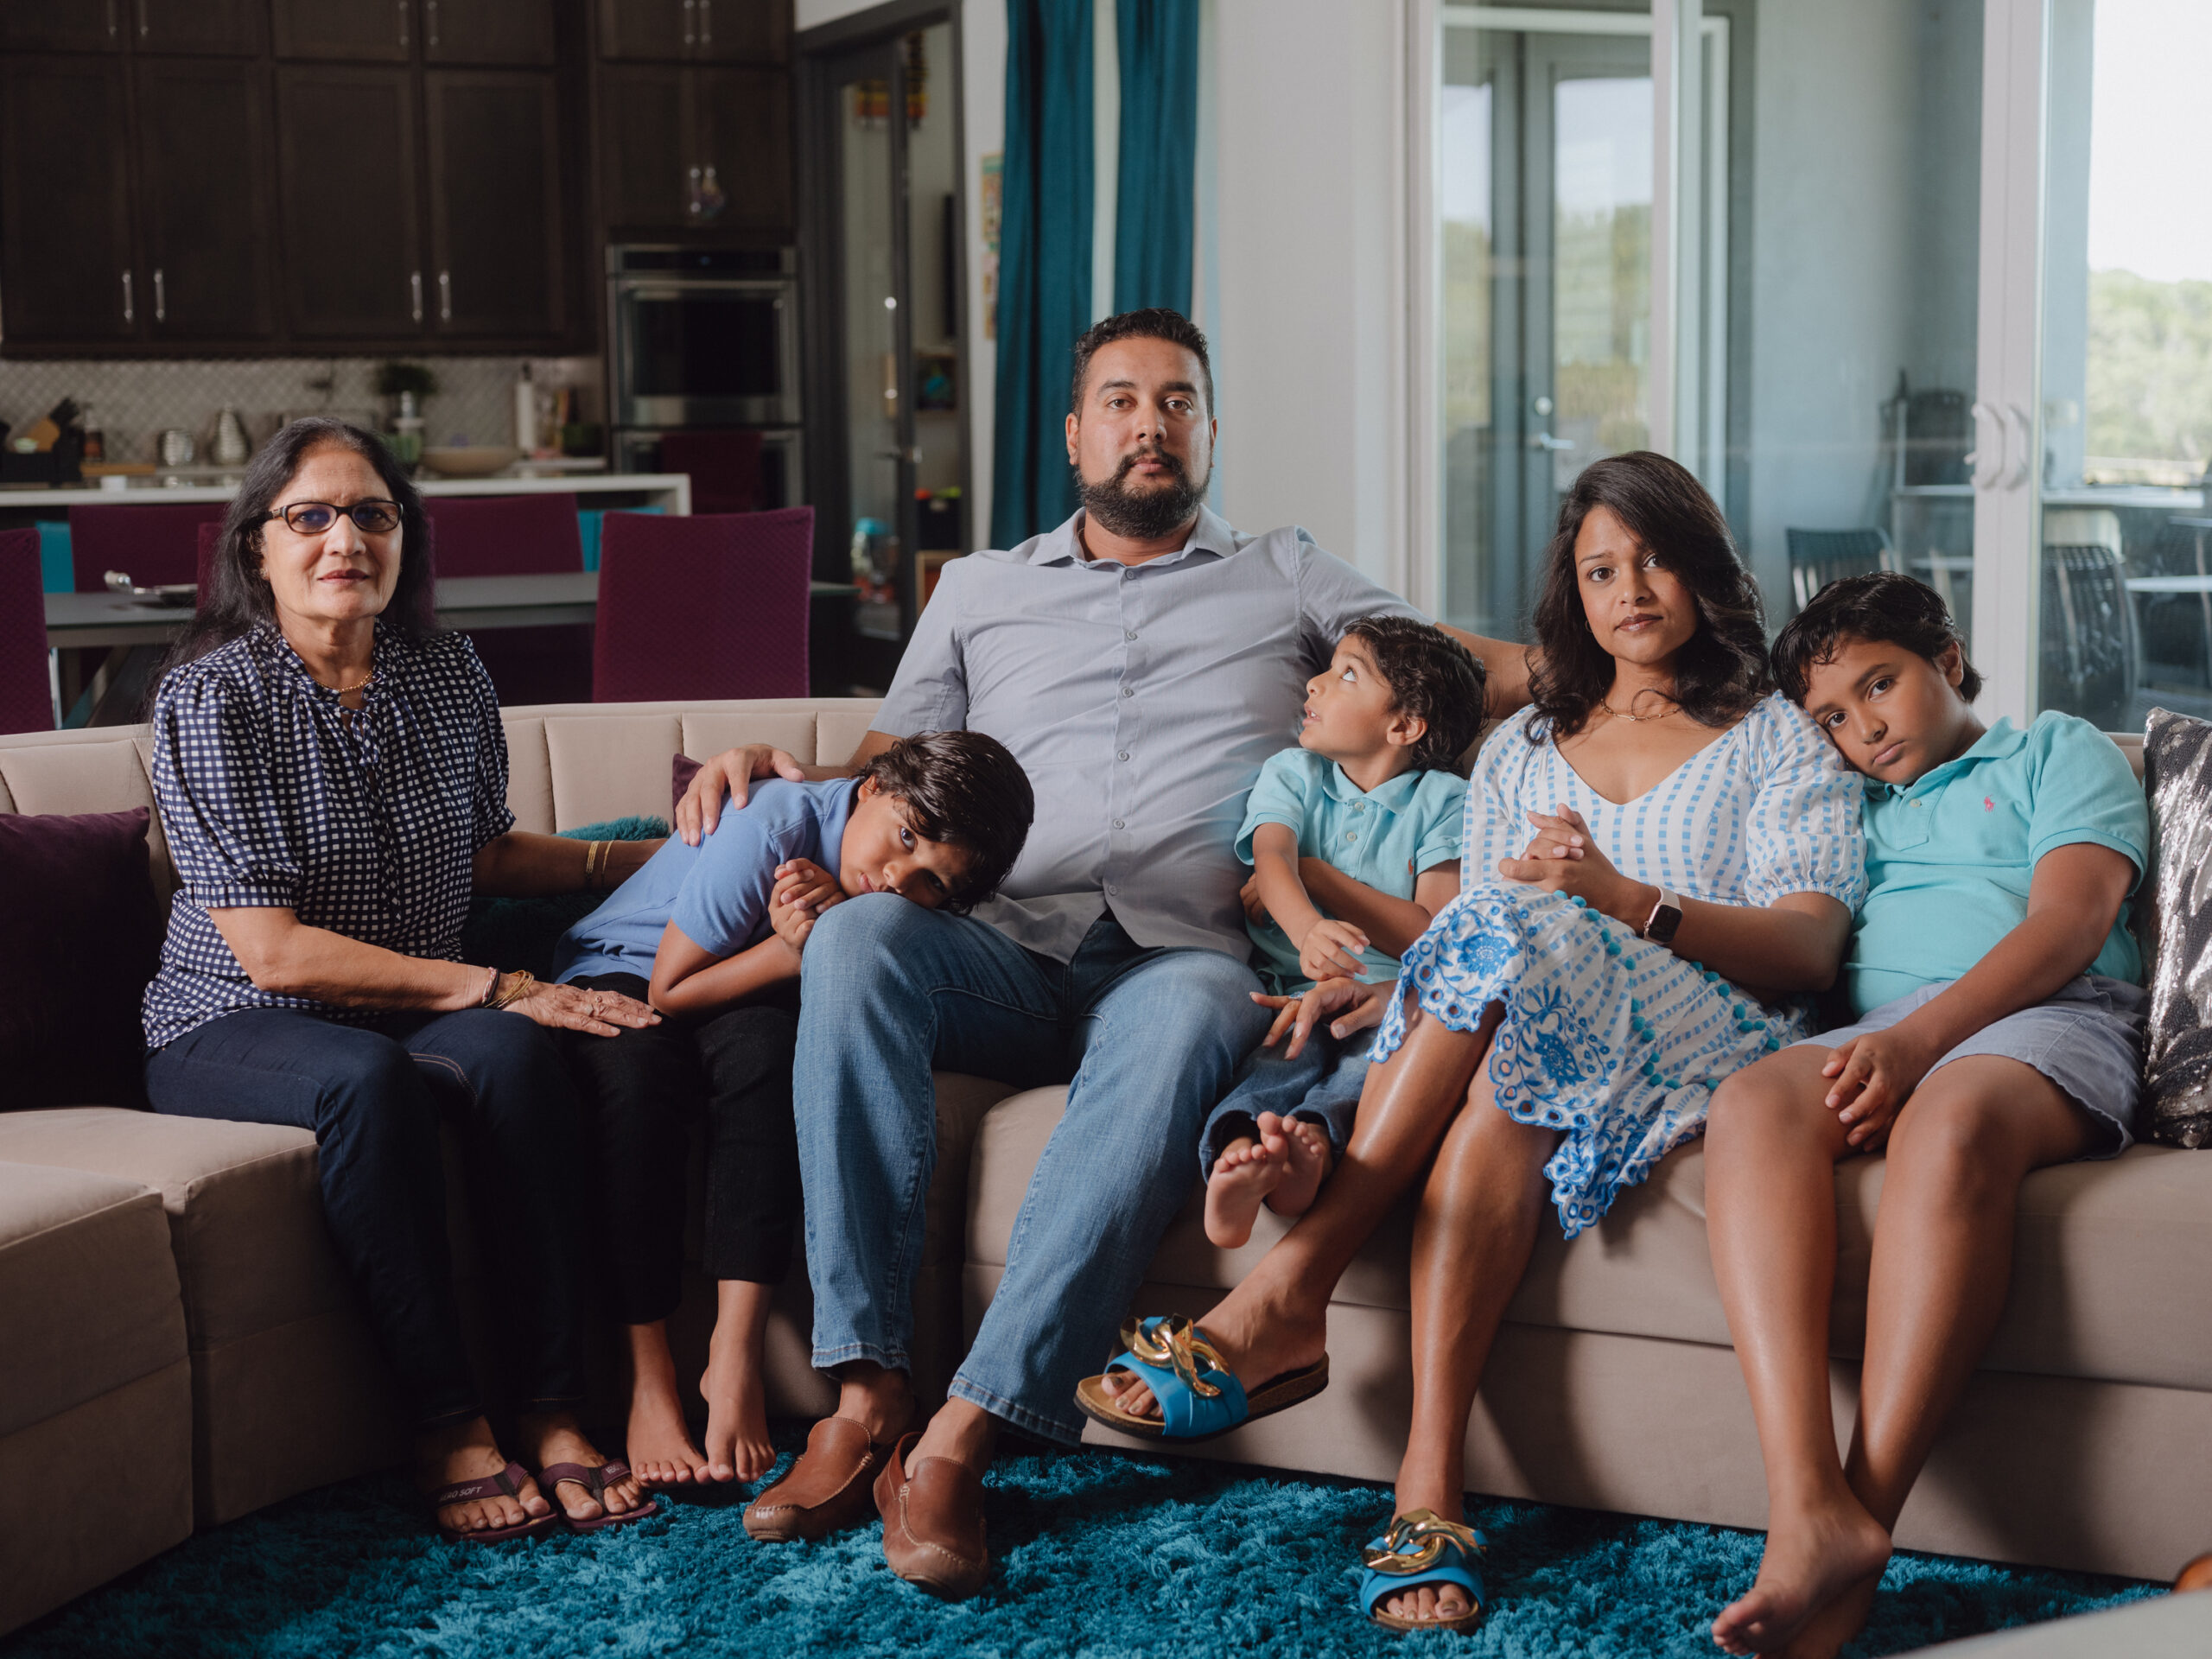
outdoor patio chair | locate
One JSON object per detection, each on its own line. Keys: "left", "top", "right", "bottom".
{"left": 593, "top": 506, "right": 813, "bottom": 702}
{"left": 1785, "top": 527, "right": 1897, "bottom": 615}
{"left": 2041, "top": 543, "right": 2136, "bottom": 731}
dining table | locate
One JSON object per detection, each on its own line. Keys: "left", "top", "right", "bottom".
{"left": 44, "top": 571, "right": 861, "bottom": 726}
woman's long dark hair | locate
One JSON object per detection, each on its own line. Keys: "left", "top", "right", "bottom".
{"left": 1525, "top": 450, "right": 1770, "bottom": 741}
{"left": 162, "top": 417, "right": 435, "bottom": 676}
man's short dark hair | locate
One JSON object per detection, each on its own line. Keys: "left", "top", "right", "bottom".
{"left": 1344, "top": 616, "right": 1490, "bottom": 774}
{"left": 855, "top": 730, "right": 1034, "bottom": 913}
{"left": 1771, "top": 570, "right": 1983, "bottom": 705}
{"left": 1069, "top": 308, "right": 1214, "bottom": 417}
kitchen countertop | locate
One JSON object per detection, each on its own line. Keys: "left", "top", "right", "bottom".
{"left": 0, "top": 471, "right": 693, "bottom": 512}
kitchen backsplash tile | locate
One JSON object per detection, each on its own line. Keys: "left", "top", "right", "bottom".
{"left": 0, "top": 354, "right": 602, "bottom": 464}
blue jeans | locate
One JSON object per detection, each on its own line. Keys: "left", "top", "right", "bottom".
{"left": 795, "top": 897, "right": 1269, "bottom": 1444}
{"left": 145, "top": 1006, "right": 589, "bottom": 1428}
{"left": 1196, "top": 1032, "right": 1370, "bottom": 1178}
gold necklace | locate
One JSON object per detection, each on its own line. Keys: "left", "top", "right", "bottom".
{"left": 1602, "top": 695, "right": 1678, "bottom": 722}
{"left": 322, "top": 672, "right": 372, "bottom": 696}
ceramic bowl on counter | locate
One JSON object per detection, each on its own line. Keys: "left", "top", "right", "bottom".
{"left": 420, "top": 446, "right": 521, "bottom": 478}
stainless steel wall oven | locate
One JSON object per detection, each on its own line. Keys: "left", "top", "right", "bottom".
{"left": 607, "top": 245, "right": 800, "bottom": 430}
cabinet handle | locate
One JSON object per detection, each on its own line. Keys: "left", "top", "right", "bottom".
{"left": 120, "top": 270, "right": 133, "bottom": 325}
{"left": 153, "top": 268, "right": 166, "bottom": 324}
{"left": 105, "top": 0, "right": 116, "bottom": 39}
{"left": 410, "top": 270, "right": 423, "bottom": 322}
{"left": 699, "top": 0, "right": 712, "bottom": 46}
{"left": 683, "top": 0, "right": 696, "bottom": 48}
{"left": 426, "top": 0, "right": 438, "bottom": 48}
{"left": 397, "top": 0, "right": 409, "bottom": 49}
{"left": 137, "top": 0, "right": 148, "bottom": 37}
{"left": 438, "top": 270, "right": 452, "bottom": 323}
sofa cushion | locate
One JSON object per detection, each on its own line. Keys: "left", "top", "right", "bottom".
{"left": 0, "top": 806, "right": 162, "bottom": 1110}
{"left": 0, "top": 1160, "right": 185, "bottom": 1438}
{"left": 0, "top": 1107, "right": 345, "bottom": 1357}
{"left": 967, "top": 1092, "right": 2212, "bottom": 1394}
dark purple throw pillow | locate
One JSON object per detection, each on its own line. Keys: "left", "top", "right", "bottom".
{"left": 0, "top": 807, "right": 162, "bottom": 1109}
{"left": 672, "top": 753, "right": 702, "bottom": 817}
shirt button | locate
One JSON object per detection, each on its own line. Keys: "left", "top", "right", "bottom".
{"left": 1344, "top": 831, "right": 1357, "bottom": 842}
{"left": 1125, "top": 630, "right": 1137, "bottom": 641}
{"left": 1122, "top": 687, "right": 1134, "bottom": 698}
{"left": 1118, "top": 751, "right": 1129, "bottom": 761}
{"left": 1112, "top": 818, "right": 1125, "bottom": 830}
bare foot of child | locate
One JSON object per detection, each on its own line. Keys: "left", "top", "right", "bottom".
{"left": 701, "top": 1280, "right": 778, "bottom": 1484}
{"left": 1205, "top": 1123, "right": 1290, "bottom": 1248}
{"left": 625, "top": 1321, "right": 711, "bottom": 1489}
{"left": 1264, "top": 1114, "right": 1333, "bottom": 1219}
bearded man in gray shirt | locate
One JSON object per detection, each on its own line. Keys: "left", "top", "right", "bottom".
{"left": 671, "top": 308, "right": 1528, "bottom": 1596}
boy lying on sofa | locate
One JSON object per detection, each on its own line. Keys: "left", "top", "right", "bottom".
{"left": 1704, "top": 572, "right": 2148, "bottom": 1659}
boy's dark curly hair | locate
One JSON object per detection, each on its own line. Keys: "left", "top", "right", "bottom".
{"left": 1526, "top": 451, "right": 1771, "bottom": 741}
{"left": 1771, "top": 570, "right": 1982, "bottom": 705}
{"left": 1344, "top": 615, "right": 1490, "bottom": 774}
{"left": 855, "top": 729, "right": 1034, "bottom": 913}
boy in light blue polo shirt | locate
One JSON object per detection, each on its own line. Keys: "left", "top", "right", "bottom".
{"left": 1202, "top": 617, "right": 1486, "bottom": 1247}
{"left": 1701, "top": 574, "right": 2149, "bottom": 1659}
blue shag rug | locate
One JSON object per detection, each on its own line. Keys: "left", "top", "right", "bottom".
{"left": 5, "top": 1424, "right": 2156, "bottom": 1658}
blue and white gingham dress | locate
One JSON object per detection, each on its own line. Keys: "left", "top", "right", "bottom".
{"left": 1373, "top": 694, "right": 1865, "bottom": 1235}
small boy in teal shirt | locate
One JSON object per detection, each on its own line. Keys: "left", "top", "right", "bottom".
{"left": 1203, "top": 616, "right": 1485, "bottom": 1247}
{"left": 1702, "top": 574, "right": 2149, "bottom": 1659}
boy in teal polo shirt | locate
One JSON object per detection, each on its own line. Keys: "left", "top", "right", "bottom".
{"left": 1702, "top": 574, "right": 2149, "bottom": 1659}
{"left": 1202, "top": 617, "right": 1485, "bottom": 1247}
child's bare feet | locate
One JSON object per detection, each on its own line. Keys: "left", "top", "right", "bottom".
{"left": 702, "top": 1280, "right": 778, "bottom": 1483}
{"left": 1205, "top": 1128, "right": 1289, "bottom": 1248}
{"left": 625, "top": 1320, "right": 711, "bottom": 1488}
{"left": 1264, "top": 1115, "right": 1333, "bottom": 1220}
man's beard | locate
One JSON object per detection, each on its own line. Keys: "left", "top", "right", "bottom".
{"left": 1076, "top": 447, "right": 1209, "bottom": 540}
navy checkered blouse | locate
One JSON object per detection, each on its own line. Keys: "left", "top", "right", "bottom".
{"left": 143, "top": 623, "right": 514, "bottom": 1050}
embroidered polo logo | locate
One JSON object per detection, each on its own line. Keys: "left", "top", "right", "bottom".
{"left": 1984, "top": 796, "right": 1994, "bottom": 810}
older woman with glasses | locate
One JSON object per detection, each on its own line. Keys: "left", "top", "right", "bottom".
{"left": 142, "top": 417, "right": 661, "bottom": 1545}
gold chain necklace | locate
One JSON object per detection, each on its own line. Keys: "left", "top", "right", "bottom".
{"left": 321, "top": 672, "right": 373, "bottom": 696}
{"left": 1602, "top": 695, "right": 1679, "bottom": 723}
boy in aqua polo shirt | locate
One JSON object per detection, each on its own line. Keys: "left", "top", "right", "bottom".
{"left": 548, "top": 731, "right": 1031, "bottom": 1498}
{"left": 1203, "top": 616, "right": 1486, "bottom": 1248}
{"left": 1702, "top": 574, "right": 2149, "bottom": 1659}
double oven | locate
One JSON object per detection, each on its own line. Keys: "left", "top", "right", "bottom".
{"left": 607, "top": 245, "right": 803, "bottom": 508}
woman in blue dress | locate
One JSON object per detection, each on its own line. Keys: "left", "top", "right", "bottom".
{"left": 1080, "top": 452, "right": 1866, "bottom": 1631}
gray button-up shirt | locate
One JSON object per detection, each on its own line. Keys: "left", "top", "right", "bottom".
{"left": 872, "top": 505, "right": 1423, "bottom": 961}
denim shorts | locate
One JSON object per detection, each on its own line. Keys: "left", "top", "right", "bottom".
{"left": 1790, "top": 975, "right": 2148, "bottom": 1154}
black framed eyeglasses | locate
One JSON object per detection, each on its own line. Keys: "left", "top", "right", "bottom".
{"left": 264, "top": 499, "right": 404, "bottom": 535}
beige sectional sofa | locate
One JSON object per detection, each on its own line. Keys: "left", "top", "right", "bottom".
{"left": 2, "top": 701, "right": 2207, "bottom": 1635}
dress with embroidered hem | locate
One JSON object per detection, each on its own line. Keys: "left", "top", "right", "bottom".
{"left": 1371, "top": 694, "right": 1865, "bottom": 1235}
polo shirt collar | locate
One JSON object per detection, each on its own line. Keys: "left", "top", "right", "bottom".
{"left": 1029, "top": 504, "right": 1238, "bottom": 569}
{"left": 1871, "top": 716, "right": 2024, "bottom": 799}
{"left": 1319, "top": 759, "right": 1423, "bottom": 810}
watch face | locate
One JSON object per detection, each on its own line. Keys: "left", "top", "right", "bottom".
{"left": 1648, "top": 903, "right": 1683, "bottom": 944}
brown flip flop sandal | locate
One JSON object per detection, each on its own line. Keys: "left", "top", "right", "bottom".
{"left": 428, "top": 1459, "right": 562, "bottom": 1545}
{"left": 535, "top": 1459, "right": 660, "bottom": 1532}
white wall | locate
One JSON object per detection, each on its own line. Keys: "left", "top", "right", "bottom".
{"left": 1210, "top": 0, "right": 1409, "bottom": 590}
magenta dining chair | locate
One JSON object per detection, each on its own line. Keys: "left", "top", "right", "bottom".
{"left": 420, "top": 492, "right": 590, "bottom": 706}
{"left": 594, "top": 507, "right": 814, "bottom": 702}
{"left": 67, "top": 501, "right": 226, "bottom": 593}
{"left": 0, "top": 527, "right": 54, "bottom": 734}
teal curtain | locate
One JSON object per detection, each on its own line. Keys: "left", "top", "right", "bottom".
{"left": 1112, "top": 0, "right": 1199, "bottom": 315}
{"left": 990, "top": 0, "right": 1094, "bottom": 550}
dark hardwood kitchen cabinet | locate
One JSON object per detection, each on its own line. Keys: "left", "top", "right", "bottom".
{"left": 424, "top": 0, "right": 556, "bottom": 65}
{"left": 137, "top": 60, "right": 277, "bottom": 340}
{"left": 0, "top": 57, "right": 137, "bottom": 343}
{"left": 425, "top": 72, "right": 563, "bottom": 338}
{"left": 596, "top": 0, "right": 786, "bottom": 64}
{"left": 599, "top": 64, "right": 789, "bottom": 236}
{"left": 275, "top": 67, "right": 423, "bottom": 338}
{"left": 271, "top": 0, "right": 410, "bottom": 62}
{"left": 132, "top": 0, "right": 264, "bottom": 54}
{"left": 0, "top": 0, "right": 118, "bottom": 53}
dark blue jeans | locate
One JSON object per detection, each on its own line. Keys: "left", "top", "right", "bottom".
{"left": 145, "top": 1006, "right": 589, "bottom": 1428}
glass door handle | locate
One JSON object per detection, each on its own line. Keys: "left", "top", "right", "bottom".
{"left": 2003, "top": 403, "right": 2034, "bottom": 489}
{"left": 877, "top": 447, "right": 922, "bottom": 464}
{"left": 1526, "top": 432, "right": 1575, "bottom": 452}
{"left": 1969, "top": 400, "right": 2004, "bottom": 487}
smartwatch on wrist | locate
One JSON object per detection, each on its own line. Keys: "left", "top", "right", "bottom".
{"left": 1641, "top": 886, "right": 1684, "bottom": 944}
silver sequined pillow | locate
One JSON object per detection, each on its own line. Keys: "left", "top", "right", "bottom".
{"left": 2135, "top": 708, "right": 2212, "bottom": 1147}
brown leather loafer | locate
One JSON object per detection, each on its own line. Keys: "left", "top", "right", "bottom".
{"left": 874, "top": 1432, "right": 988, "bottom": 1599}
{"left": 742, "top": 1415, "right": 889, "bottom": 1541}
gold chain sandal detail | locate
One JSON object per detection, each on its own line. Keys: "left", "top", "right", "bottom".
{"left": 1360, "top": 1510, "right": 1487, "bottom": 1576}
{"left": 1118, "top": 1315, "right": 1230, "bottom": 1402}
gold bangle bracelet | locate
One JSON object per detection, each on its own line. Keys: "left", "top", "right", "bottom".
{"left": 488, "top": 969, "right": 537, "bottom": 1010}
